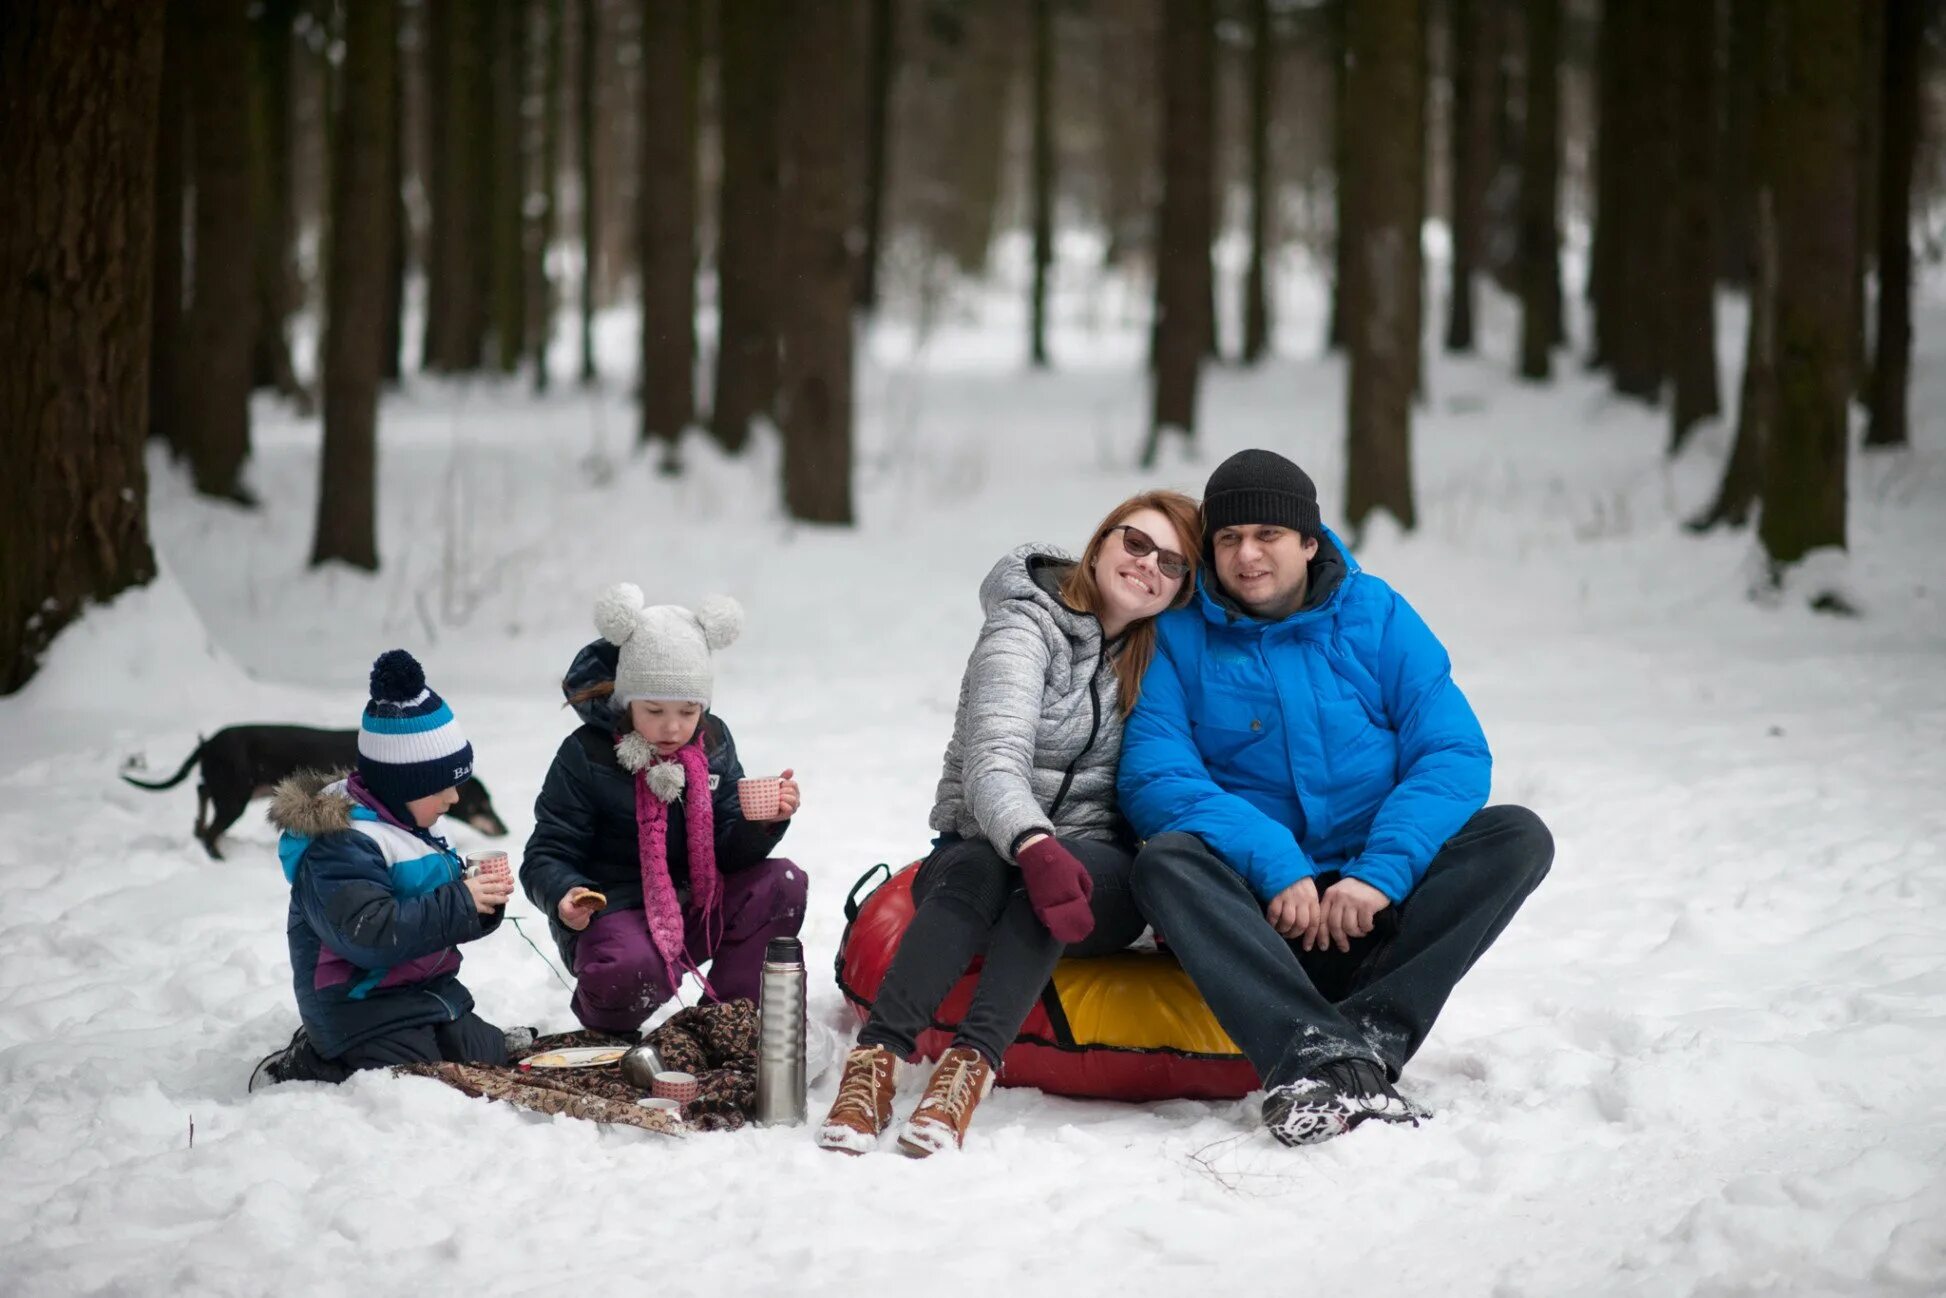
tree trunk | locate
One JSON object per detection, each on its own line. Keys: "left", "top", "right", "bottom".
{"left": 1515, "top": 0, "right": 1560, "bottom": 382}
{"left": 1759, "top": 0, "right": 1857, "bottom": 575}
{"left": 577, "top": 0, "right": 598, "bottom": 384}
{"left": 943, "top": 2, "right": 1012, "bottom": 276}
{"left": 1326, "top": 0, "right": 1347, "bottom": 352}
{"left": 1866, "top": 0, "right": 1920, "bottom": 449}
{"left": 1608, "top": 0, "right": 1672, "bottom": 402}
{"left": 1030, "top": 0, "right": 1054, "bottom": 367}
{"left": 1098, "top": 0, "right": 1157, "bottom": 269}
{"left": 1693, "top": 192, "right": 1775, "bottom": 530}
{"left": 424, "top": 0, "right": 488, "bottom": 373}
{"left": 250, "top": 0, "right": 305, "bottom": 405}
{"left": 314, "top": 0, "right": 396, "bottom": 572}
{"left": 1716, "top": 0, "right": 1759, "bottom": 283}
{"left": 382, "top": 0, "right": 408, "bottom": 383}
{"left": 1342, "top": 0, "right": 1423, "bottom": 535}
{"left": 712, "top": 0, "right": 782, "bottom": 452}
{"left": 1446, "top": 0, "right": 1489, "bottom": 354}
{"left": 777, "top": 0, "right": 855, "bottom": 524}
{"left": 1242, "top": 0, "right": 1274, "bottom": 364}
{"left": 0, "top": 0, "right": 163, "bottom": 694}
{"left": 489, "top": 0, "right": 527, "bottom": 373}
{"left": 532, "top": 0, "right": 564, "bottom": 392}
{"left": 638, "top": 0, "right": 697, "bottom": 463}
{"left": 1852, "top": 0, "right": 1882, "bottom": 397}
{"left": 856, "top": 0, "right": 894, "bottom": 313}
{"left": 150, "top": 0, "right": 188, "bottom": 455}
{"left": 1587, "top": 0, "right": 1622, "bottom": 364}
{"left": 184, "top": 0, "right": 257, "bottom": 502}
{"left": 1667, "top": 0, "right": 1720, "bottom": 452}
{"left": 1144, "top": 0, "right": 1215, "bottom": 467}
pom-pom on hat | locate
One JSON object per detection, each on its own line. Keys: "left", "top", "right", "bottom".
{"left": 595, "top": 583, "right": 742, "bottom": 710}
{"left": 356, "top": 649, "right": 474, "bottom": 809}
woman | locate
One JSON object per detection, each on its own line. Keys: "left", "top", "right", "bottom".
{"left": 818, "top": 490, "right": 1202, "bottom": 1156}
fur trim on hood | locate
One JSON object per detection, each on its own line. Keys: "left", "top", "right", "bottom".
{"left": 267, "top": 769, "right": 355, "bottom": 836}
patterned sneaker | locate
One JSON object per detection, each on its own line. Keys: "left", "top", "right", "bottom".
{"left": 1262, "top": 1058, "right": 1428, "bottom": 1146}
{"left": 816, "top": 1044, "right": 899, "bottom": 1155}
{"left": 895, "top": 1046, "right": 995, "bottom": 1158}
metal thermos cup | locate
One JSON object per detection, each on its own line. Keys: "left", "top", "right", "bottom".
{"left": 754, "top": 936, "right": 807, "bottom": 1126}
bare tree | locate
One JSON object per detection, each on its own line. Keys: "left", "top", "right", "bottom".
{"left": 1759, "top": 0, "right": 1858, "bottom": 584}
{"left": 1342, "top": 0, "right": 1424, "bottom": 535}
{"left": 313, "top": 0, "right": 397, "bottom": 571}
{"left": 250, "top": 0, "right": 307, "bottom": 406}
{"left": 857, "top": 0, "right": 896, "bottom": 313}
{"left": 424, "top": 0, "right": 489, "bottom": 373}
{"left": 1242, "top": 0, "right": 1275, "bottom": 364}
{"left": 1667, "top": 0, "right": 1720, "bottom": 452}
{"left": 638, "top": 0, "right": 698, "bottom": 466}
{"left": 777, "top": 0, "right": 856, "bottom": 524}
{"left": 1516, "top": 0, "right": 1561, "bottom": 382}
{"left": 1, "top": 0, "right": 163, "bottom": 693}
{"left": 1446, "top": 0, "right": 1490, "bottom": 354}
{"left": 489, "top": 0, "right": 528, "bottom": 373}
{"left": 184, "top": 0, "right": 258, "bottom": 502}
{"left": 532, "top": 0, "right": 565, "bottom": 392}
{"left": 382, "top": 0, "right": 408, "bottom": 383}
{"left": 712, "top": 0, "right": 782, "bottom": 452}
{"left": 1865, "top": 0, "right": 1921, "bottom": 449}
{"left": 1144, "top": 0, "right": 1215, "bottom": 468}
{"left": 150, "top": 0, "right": 188, "bottom": 456}
{"left": 1030, "top": 0, "right": 1055, "bottom": 367}
{"left": 577, "top": 0, "right": 598, "bottom": 383}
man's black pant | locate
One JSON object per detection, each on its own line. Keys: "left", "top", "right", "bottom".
{"left": 1130, "top": 806, "right": 1552, "bottom": 1089}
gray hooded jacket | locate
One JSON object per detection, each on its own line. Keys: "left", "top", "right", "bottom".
{"left": 929, "top": 544, "right": 1125, "bottom": 859}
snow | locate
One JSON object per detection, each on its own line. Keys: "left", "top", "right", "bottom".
{"left": 4, "top": 253, "right": 1945, "bottom": 1297}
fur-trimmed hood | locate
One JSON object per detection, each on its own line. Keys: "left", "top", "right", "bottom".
{"left": 267, "top": 769, "right": 355, "bottom": 836}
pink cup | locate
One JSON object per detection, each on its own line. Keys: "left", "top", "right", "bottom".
{"left": 738, "top": 776, "right": 782, "bottom": 821}
{"left": 651, "top": 1071, "right": 699, "bottom": 1104}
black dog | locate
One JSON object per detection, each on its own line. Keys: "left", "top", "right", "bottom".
{"left": 121, "top": 725, "right": 508, "bottom": 859}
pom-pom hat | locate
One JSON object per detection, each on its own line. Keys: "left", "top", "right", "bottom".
{"left": 356, "top": 649, "right": 474, "bottom": 808}
{"left": 594, "top": 584, "right": 742, "bottom": 710}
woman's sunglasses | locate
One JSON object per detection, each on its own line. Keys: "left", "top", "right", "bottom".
{"left": 1106, "top": 524, "right": 1191, "bottom": 580}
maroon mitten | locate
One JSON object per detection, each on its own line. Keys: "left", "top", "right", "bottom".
{"left": 1015, "top": 837, "right": 1096, "bottom": 943}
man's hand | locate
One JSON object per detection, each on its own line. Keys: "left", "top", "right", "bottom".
{"left": 1265, "top": 877, "right": 1321, "bottom": 945}
{"left": 1320, "top": 878, "right": 1390, "bottom": 953}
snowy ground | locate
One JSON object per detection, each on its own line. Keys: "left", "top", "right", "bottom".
{"left": 4, "top": 253, "right": 1945, "bottom": 1297}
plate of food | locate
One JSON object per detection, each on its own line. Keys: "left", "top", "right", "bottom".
{"left": 519, "top": 1047, "right": 628, "bottom": 1069}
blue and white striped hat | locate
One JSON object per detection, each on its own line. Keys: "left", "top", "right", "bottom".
{"left": 356, "top": 649, "right": 474, "bottom": 810}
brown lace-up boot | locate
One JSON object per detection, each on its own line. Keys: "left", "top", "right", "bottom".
{"left": 816, "top": 1044, "right": 898, "bottom": 1155}
{"left": 895, "top": 1046, "right": 995, "bottom": 1157}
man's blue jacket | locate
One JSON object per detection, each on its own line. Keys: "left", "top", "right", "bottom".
{"left": 1118, "top": 529, "right": 1490, "bottom": 903}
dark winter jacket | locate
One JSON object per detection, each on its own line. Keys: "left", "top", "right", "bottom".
{"left": 520, "top": 639, "right": 788, "bottom": 966}
{"left": 269, "top": 772, "right": 501, "bottom": 1059}
{"left": 1120, "top": 527, "right": 1491, "bottom": 904}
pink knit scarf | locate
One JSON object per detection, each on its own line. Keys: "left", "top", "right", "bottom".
{"left": 630, "top": 736, "right": 723, "bottom": 988}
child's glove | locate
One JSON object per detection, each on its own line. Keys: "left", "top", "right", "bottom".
{"left": 1015, "top": 836, "right": 1095, "bottom": 943}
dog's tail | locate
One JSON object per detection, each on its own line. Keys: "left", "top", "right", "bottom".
{"left": 120, "top": 737, "right": 206, "bottom": 791}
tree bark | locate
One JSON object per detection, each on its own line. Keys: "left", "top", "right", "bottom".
{"left": 1030, "top": 0, "right": 1055, "bottom": 367}
{"left": 638, "top": 0, "right": 697, "bottom": 462}
{"left": 383, "top": 0, "right": 408, "bottom": 383}
{"left": 314, "top": 0, "right": 396, "bottom": 572}
{"left": 424, "top": 0, "right": 489, "bottom": 373}
{"left": 1516, "top": 0, "right": 1560, "bottom": 382}
{"left": 1759, "top": 0, "right": 1857, "bottom": 573}
{"left": 1326, "top": 0, "right": 1347, "bottom": 352}
{"left": 0, "top": 0, "right": 163, "bottom": 694}
{"left": 1098, "top": 0, "right": 1157, "bottom": 269}
{"left": 943, "top": 2, "right": 1012, "bottom": 277}
{"left": 577, "top": 0, "right": 598, "bottom": 384}
{"left": 777, "top": 0, "right": 855, "bottom": 524}
{"left": 489, "top": 0, "right": 528, "bottom": 373}
{"left": 1446, "top": 0, "right": 1489, "bottom": 354}
{"left": 1667, "top": 0, "right": 1720, "bottom": 452}
{"left": 712, "top": 0, "right": 782, "bottom": 452}
{"left": 1144, "top": 0, "right": 1215, "bottom": 467}
{"left": 1716, "top": 0, "right": 1759, "bottom": 283}
{"left": 1607, "top": 0, "right": 1672, "bottom": 402}
{"left": 184, "top": 0, "right": 258, "bottom": 502}
{"left": 857, "top": 0, "right": 895, "bottom": 313}
{"left": 1587, "top": 0, "right": 1621, "bottom": 364}
{"left": 150, "top": 0, "right": 188, "bottom": 455}
{"left": 250, "top": 0, "right": 306, "bottom": 405}
{"left": 532, "top": 0, "right": 564, "bottom": 392}
{"left": 1342, "top": 0, "right": 1423, "bottom": 535}
{"left": 1865, "top": 0, "right": 1920, "bottom": 449}
{"left": 1242, "top": 0, "right": 1274, "bottom": 364}
{"left": 1853, "top": 0, "right": 1882, "bottom": 396}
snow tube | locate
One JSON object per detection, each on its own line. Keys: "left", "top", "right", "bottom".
{"left": 834, "top": 862, "right": 1261, "bottom": 1102}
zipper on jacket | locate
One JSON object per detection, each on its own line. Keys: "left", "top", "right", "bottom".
{"left": 1047, "top": 655, "right": 1106, "bottom": 822}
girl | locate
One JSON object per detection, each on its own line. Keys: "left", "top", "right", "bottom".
{"left": 520, "top": 585, "right": 808, "bottom": 1034}
{"left": 818, "top": 490, "right": 1202, "bottom": 1155}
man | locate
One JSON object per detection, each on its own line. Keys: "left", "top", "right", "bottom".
{"left": 1119, "top": 449, "right": 1552, "bottom": 1145}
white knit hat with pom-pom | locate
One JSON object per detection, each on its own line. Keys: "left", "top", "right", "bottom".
{"left": 594, "top": 583, "right": 743, "bottom": 707}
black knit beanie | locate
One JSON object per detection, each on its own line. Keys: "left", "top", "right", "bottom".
{"left": 1202, "top": 449, "right": 1322, "bottom": 538}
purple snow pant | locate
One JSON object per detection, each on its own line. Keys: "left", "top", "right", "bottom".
{"left": 570, "top": 858, "right": 808, "bottom": 1033}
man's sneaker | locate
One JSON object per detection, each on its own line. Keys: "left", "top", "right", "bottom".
{"left": 816, "top": 1044, "right": 899, "bottom": 1155}
{"left": 1262, "top": 1058, "right": 1428, "bottom": 1146}
{"left": 248, "top": 1027, "right": 346, "bottom": 1091}
{"left": 895, "top": 1046, "right": 995, "bottom": 1158}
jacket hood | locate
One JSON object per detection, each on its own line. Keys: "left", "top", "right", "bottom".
{"left": 563, "top": 638, "right": 627, "bottom": 732}
{"left": 267, "top": 770, "right": 355, "bottom": 836}
{"left": 1198, "top": 525, "right": 1358, "bottom": 626}
{"left": 979, "top": 545, "right": 1092, "bottom": 634}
